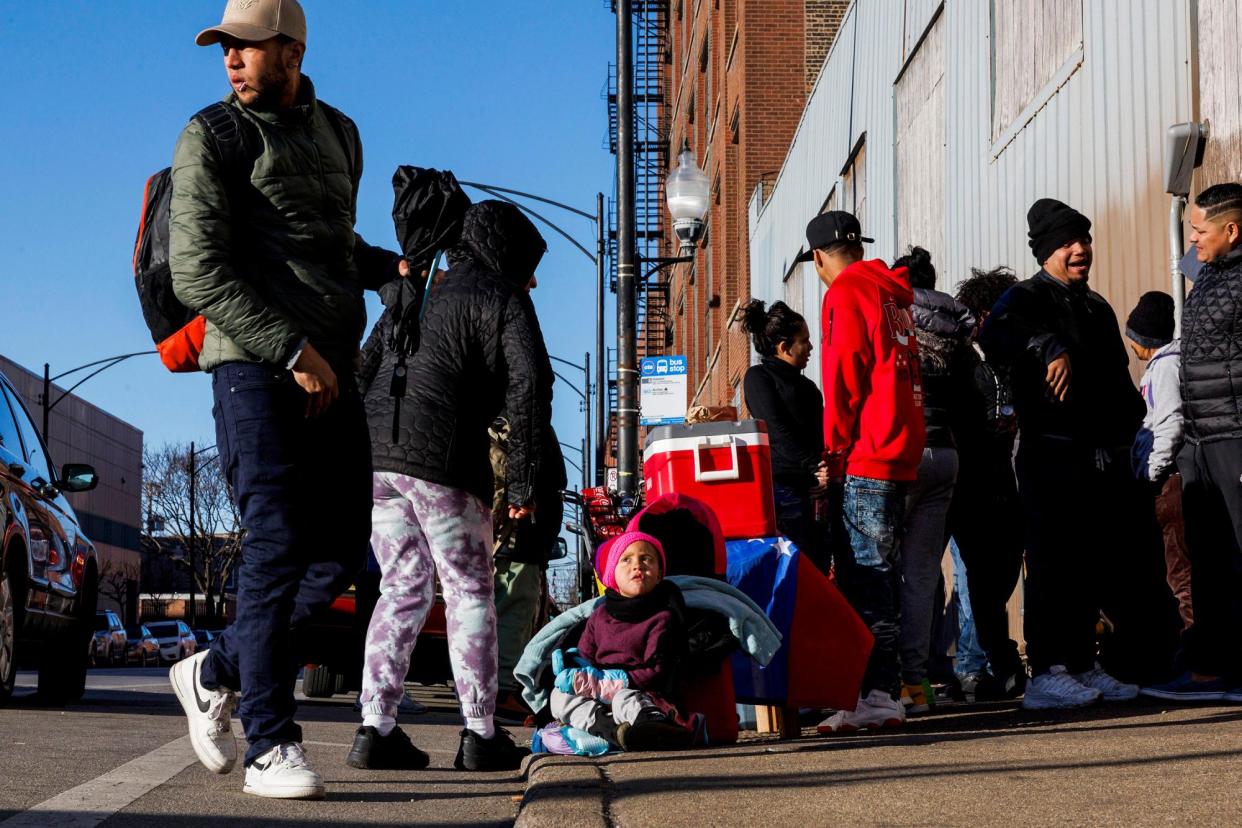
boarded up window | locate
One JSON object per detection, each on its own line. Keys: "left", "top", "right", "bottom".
{"left": 991, "top": 0, "right": 1083, "bottom": 139}
{"left": 783, "top": 257, "right": 804, "bottom": 318}
{"left": 1198, "top": 0, "right": 1242, "bottom": 188}
{"left": 842, "top": 142, "right": 867, "bottom": 229}
{"left": 896, "top": 12, "right": 946, "bottom": 257}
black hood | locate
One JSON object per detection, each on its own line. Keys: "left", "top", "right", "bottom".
{"left": 447, "top": 200, "right": 547, "bottom": 288}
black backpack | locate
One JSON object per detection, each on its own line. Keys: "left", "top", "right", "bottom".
{"left": 133, "top": 101, "right": 358, "bottom": 372}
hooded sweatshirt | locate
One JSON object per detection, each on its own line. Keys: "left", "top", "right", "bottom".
{"left": 820, "top": 259, "right": 926, "bottom": 481}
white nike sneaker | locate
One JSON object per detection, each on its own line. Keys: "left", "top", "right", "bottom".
{"left": 169, "top": 650, "right": 237, "bottom": 773}
{"left": 1073, "top": 664, "right": 1139, "bottom": 701}
{"left": 244, "top": 742, "right": 325, "bottom": 800}
{"left": 817, "top": 689, "right": 906, "bottom": 733}
{"left": 1022, "top": 665, "right": 1103, "bottom": 710}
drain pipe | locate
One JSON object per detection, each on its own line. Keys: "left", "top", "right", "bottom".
{"left": 1170, "top": 196, "right": 1186, "bottom": 339}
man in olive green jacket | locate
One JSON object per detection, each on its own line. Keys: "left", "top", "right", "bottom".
{"left": 166, "top": 0, "right": 406, "bottom": 801}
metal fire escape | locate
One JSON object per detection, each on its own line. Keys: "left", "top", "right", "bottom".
{"left": 605, "top": 0, "right": 671, "bottom": 461}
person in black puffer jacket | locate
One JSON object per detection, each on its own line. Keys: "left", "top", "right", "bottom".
{"left": 739, "top": 300, "right": 827, "bottom": 572}
{"left": 889, "top": 247, "right": 975, "bottom": 707}
{"left": 352, "top": 200, "right": 551, "bottom": 772}
{"left": 981, "top": 199, "right": 1178, "bottom": 707}
{"left": 1149, "top": 183, "right": 1242, "bottom": 700}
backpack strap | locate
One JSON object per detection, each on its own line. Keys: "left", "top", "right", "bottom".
{"left": 191, "top": 101, "right": 260, "bottom": 204}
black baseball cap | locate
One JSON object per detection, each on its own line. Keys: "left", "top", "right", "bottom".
{"left": 795, "top": 210, "right": 873, "bottom": 262}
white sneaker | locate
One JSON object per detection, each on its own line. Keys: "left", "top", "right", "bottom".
{"left": 169, "top": 650, "right": 237, "bottom": 773}
{"left": 243, "top": 743, "right": 325, "bottom": 800}
{"left": 817, "top": 689, "right": 906, "bottom": 733}
{"left": 1022, "top": 665, "right": 1103, "bottom": 710}
{"left": 1073, "top": 664, "right": 1139, "bottom": 701}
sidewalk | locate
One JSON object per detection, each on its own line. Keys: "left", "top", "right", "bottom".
{"left": 517, "top": 700, "right": 1242, "bottom": 826}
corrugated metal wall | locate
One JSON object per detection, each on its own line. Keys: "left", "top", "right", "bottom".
{"left": 751, "top": 0, "right": 1196, "bottom": 379}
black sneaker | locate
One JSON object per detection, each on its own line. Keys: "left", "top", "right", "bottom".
{"left": 453, "top": 728, "right": 528, "bottom": 772}
{"left": 345, "top": 726, "right": 430, "bottom": 770}
{"left": 617, "top": 708, "right": 694, "bottom": 752}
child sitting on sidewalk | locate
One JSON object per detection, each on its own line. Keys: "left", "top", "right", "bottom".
{"left": 549, "top": 531, "right": 697, "bottom": 752}
{"left": 1126, "top": 291, "right": 1193, "bottom": 631}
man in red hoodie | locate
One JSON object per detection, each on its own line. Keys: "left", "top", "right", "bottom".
{"left": 803, "top": 212, "right": 927, "bottom": 733}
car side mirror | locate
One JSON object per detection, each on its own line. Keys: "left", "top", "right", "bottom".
{"left": 58, "top": 463, "right": 99, "bottom": 493}
{"left": 549, "top": 538, "right": 569, "bottom": 561}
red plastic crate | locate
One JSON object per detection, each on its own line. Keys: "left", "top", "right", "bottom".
{"left": 642, "top": 420, "right": 776, "bottom": 540}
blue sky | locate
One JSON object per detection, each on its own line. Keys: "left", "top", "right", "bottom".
{"left": 0, "top": 0, "right": 614, "bottom": 499}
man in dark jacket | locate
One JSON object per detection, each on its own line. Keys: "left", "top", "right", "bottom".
{"left": 946, "top": 267, "right": 1026, "bottom": 699}
{"left": 1144, "top": 182, "right": 1242, "bottom": 702}
{"left": 350, "top": 200, "right": 550, "bottom": 774}
{"left": 167, "top": 0, "right": 407, "bottom": 800}
{"left": 981, "top": 198, "right": 1177, "bottom": 709}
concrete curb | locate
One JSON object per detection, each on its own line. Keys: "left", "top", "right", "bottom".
{"left": 515, "top": 753, "right": 611, "bottom": 828}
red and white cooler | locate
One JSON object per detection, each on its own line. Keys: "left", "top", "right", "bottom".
{"left": 642, "top": 420, "right": 776, "bottom": 539}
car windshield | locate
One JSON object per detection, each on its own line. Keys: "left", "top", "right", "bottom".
{"left": 193, "top": 631, "right": 209, "bottom": 644}
{"left": 94, "top": 616, "right": 111, "bottom": 631}
{"left": 124, "top": 625, "right": 145, "bottom": 637}
{"left": 147, "top": 623, "right": 179, "bottom": 638}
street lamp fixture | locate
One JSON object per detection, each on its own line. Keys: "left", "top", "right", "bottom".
{"left": 665, "top": 139, "right": 710, "bottom": 252}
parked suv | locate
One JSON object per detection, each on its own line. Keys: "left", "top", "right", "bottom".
{"left": 124, "top": 623, "right": 160, "bottom": 667}
{"left": 0, "top": 368, "right": 99, "bottom": 706}
{"left": 146, "top": 620, "right": 196, "bottom": 664}
{"left": 90, "top": 610, "right": 127, "bottom": 667}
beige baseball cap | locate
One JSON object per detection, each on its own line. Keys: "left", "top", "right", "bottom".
{"left": 195, "top": 0, "right": 307, "bottom": 47}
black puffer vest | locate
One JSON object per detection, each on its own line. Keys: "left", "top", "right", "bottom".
{"left": 1182, "top": 247, "right": 1242, "bottom": 444}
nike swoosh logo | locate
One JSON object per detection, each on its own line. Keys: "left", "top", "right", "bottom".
{"left": 191, "top": 661, "right": 211, "bottom": 714}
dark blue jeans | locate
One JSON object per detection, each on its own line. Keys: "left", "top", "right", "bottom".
{"left": 829, "top": 475, "right": 908, "bottom": 699}
{"left": 200, "top": 362, "right": 371, "bottom": 764}
{"left": 773, "top": 481, "right": 829, "bottom": 575}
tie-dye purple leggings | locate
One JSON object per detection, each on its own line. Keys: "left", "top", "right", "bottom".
{"left": 359, "top": 472, "right": 497, "bottom": 720}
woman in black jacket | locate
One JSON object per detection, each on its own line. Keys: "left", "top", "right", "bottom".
{"left": 740, "top": 300, "right": 827, "bottom": 571}
{"left": 351, "top": 201, "right": 552, "bottom": 772}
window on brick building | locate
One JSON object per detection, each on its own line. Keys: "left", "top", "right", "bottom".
{"left": 701, "top": 35, "right": 712, "bottom": 124}
{"left": 688, "top": 92, "right": 696, "bottom": 125}
{"left": 990, "top": 0, "right": 1083, "bottom": 144}
{"left": 730, "top": 104, "right": 740, "bottom": 145}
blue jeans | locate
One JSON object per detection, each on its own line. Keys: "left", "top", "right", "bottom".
{"left": 201, "top": 363, "right": 371, "bottom": 764}
{"left": 830, "top": 475, "right": 908, "bottom": 698}
{"left": 950, "top": 539, "right": 989, "bottom": 676}
{"left": 773, "top": 481, "right": 829, "bottom": 574}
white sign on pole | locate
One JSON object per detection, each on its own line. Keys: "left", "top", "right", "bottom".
{"left": 639, "top": 355, "right": 688, "bottom": 426}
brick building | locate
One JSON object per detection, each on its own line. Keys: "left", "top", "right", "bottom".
{"left": 658, "top": 0, "right": 848, "bottom": 412}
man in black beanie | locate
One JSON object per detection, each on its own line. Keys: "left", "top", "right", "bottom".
{"left": 980, "top": 199, "right": 1181, "bottom": 709}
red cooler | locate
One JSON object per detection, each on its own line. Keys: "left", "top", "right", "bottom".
{"left": 642, "top": 420, "right": 776, "bottom": 539}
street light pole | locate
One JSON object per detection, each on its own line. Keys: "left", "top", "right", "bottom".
{"left": 188, "top": 441, "right": 198, "bottom": 628}
{"left": 615, "top": 0, "right": 638, "bottom": 503}
{"left": 42, "top": 351, "right": 156, "bottom": 444}
{"left": 595, "top": 192, "right": 606, "bottom": 486}
{"left": 186, "top": 441, "right": 217, "bottom": 628}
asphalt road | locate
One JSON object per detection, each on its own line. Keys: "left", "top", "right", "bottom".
{"left": 0, "top": 667, "right": 529, "bottom": 827}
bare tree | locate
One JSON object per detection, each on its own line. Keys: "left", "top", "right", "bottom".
{"left": 142, "top": 442, "right": 243, "bottom": 625}
{"left": 98, "top": 556, "right": 141, "bottom": 620}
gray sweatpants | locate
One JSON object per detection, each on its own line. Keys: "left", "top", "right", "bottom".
{"left": 550, "top": 688, "right": 653, "bottom": 731}
{"left": 898, "top": 446, "right": 959, "bottom": 685}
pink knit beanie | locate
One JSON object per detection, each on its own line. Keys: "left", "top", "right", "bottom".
{"left": 595, "top": 530, "right": 666, "bottom": 591}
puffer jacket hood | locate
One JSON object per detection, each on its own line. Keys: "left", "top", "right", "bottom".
{"left": 912, "top": 287, "right": 976, "bottom": 448}
{"left": 447, "top": 200, "right": 547, "bottom": 289}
